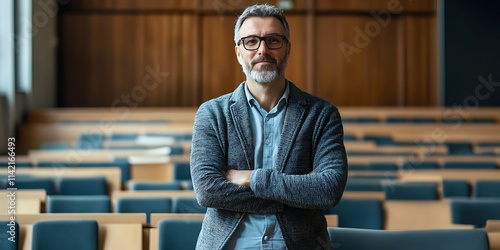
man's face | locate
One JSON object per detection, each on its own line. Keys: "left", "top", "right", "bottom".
{"left": 235, "top": 17, "right": 291, "bottom": 84}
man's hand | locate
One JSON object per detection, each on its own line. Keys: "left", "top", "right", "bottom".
{"left": 226, "top": 169, "right": 253, "bottom": 187}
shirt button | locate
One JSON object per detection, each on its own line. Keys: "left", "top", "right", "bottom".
{"left": 265, "top": 117, "right": 270, "bottom": 122}
{"left": 234, "top": 213, "right": 241, "bottom": 219}
{"left": 263, "top": 236, "right": 269, "bottom": 241}
{"left": 265, "top": 140, "right": 270, "bottom": 144}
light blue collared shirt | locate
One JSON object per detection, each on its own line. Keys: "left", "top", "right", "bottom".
{"left": 224, "top": 82, "right": 290, "bottom": 250}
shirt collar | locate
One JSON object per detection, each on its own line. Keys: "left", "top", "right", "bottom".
{"left": 244, "top": 81, "right": 290, "bottom": 108}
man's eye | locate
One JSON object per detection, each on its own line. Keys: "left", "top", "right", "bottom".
{"left": 268, "top": 37, "right": 280, "bottom": 43}
{"left": 245, "top": 38, "right": 258, "bottom": 45}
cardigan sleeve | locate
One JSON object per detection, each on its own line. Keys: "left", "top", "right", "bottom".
{"left": 250, "top": 106, "right": 348, "bottom": 210}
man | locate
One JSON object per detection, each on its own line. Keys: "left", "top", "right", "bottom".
{"left": 190, "top": 4, "right": 348, "bottom": 250}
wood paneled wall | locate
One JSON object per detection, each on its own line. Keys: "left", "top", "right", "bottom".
{"left": 58, "top": 0, "right": 437, "bottom": 107}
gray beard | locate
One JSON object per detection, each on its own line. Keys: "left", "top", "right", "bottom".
{"left": 241, "top": 55, "right": 288, "bottom": 84}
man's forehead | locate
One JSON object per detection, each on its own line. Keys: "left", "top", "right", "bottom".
{"left": 239, "top": 16, "right": 285, "bottom": 34}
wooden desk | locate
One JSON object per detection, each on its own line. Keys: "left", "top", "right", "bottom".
{"left": 384, "top": 200, "right": 474, "bottom": 230}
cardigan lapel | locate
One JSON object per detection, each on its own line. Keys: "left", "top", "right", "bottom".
{"left": 275, "top": 82, "right": 307, "bottom": 172}
{"left": 229, "top": 83, "right": 254, "bottom": 170}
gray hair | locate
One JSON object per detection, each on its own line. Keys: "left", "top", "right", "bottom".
{"left": 233, "top": 4, "right": 290, "bottom": 45}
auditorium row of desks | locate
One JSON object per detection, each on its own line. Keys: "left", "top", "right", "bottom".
{"left": 1, "top": 212, "right": 499, "bottom": 250}
{"left": 0, "top": 212, "right": 208, "bottom": 250}
{"left": 0, "top": 186, "right": 495, "bottom": 228}
{"left": 1, "top": 187, "right": 498, "bottom": 231}
{"left": 26, "top": 107, "right": 500, "bottom": 123}
{"left": 18, "top": 122, "right": 500, "bottom": 146}
{"left": 4, "top": 154, "right": 500, "bottom": 183}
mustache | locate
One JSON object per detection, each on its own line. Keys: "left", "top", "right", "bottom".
{"left": 251, "top": 56, "right": 277, "bottom": 66}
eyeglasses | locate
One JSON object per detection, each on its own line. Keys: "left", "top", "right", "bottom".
{"left": 238, "top": 35, "right": 288, "bottom": 51}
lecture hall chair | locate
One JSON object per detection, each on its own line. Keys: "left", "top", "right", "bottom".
{"left": 383, "top": 182, "right": 439, "bottom": 200}
{"left": 328, "top": 228, "right": 489, "bottom": 250}
{"left": 442, "top": 179, "right": 471, "bottom": 198}
{"left": 0, "top": 220, "right": 18, "bottom": 250}
{"left": 451, "top": 199, "right": 500, "bottom": 228}
{"left": 172, "top": 197, "right": 207, "bottom": 214}
{"left": 128, "top": 180, "right": 183, "bottom": 191}
{"left": 158, "top": 218, "right": 203, "bottom": 250}
{"left": 115, "top": 197, "right": 172, "bottom": 224}
{"left": 32, "top": 220, "right": 98, "bottom": 250}
{"left": 442, "top": 161, "right": 497, "bottom": 169}
{"left": 57, "top": 176, "right": 108, "bottom": 195}
{"left": 474, "top": 180, "right": 500, "bottom": 199}
{"left": 46, "top": 195, "right": 111, "bottom": 213}
{"left": 326, "top": 198, "right": 383, "bottom": 229}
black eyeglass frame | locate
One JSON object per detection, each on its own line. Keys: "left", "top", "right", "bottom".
{"left": 238, "top": 35, "right": 289, "bottom": 51}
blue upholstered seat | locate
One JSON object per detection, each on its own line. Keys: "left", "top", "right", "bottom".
{"left": 15, "top": 176, "right": 56, "bottom": 195}
{"left": 158, "top": 219, "right": 203, "bottom": 250}
{"left": 383, "top": 182, "right": 438, "bottom": 200}
{"left": 57, "top": 176, "right": 108, "bottom": 195}
{"left": 368, "top": 162, "right": 398, "bottom": 171}
{"left": 362, "top": 135, "right": 394, "bottom": 145}
{"left": 75, "top": 133, "right": 104, "bottom": 150}
{"left": 442, "top": 179, "right": 470, "bottom": 198}
{"left": 109, "top": 133, "right": 139, "bottom": 140}
{"left": 474, "top": 180, "right": 500, "bottom": 198}
{"left": 443, "top": 161, "right": 497, "bottom": 169}
{"left": 326, "top": 198, "right": 383, "bottom": 229}
{"left": 115, "top": 197, "right": 172, "bottom": 224}
{"left": 32, "top": 220, "right": 98, "bottom": 250}
{"left": 174, "top": 162, "right": 192, "bottom": 181}
{"left": 451, "top": 199, "right": 500, "bottom": 228}
{"left": 328, "top": 228, "right": 489, "bottom": 250}
{"left": 47, "top": 195, "right": 111, "bottom": 213}
{"left": 445, "top": 142, "right": 473, "bottom": 155}
{"left": 37, "top": 157, "right": 130, "bottom": 183}
{"left": 172, "top": 197, "right": 207, "bottom": 213}
{"left": 409, "top": 117, "right": 436, "bottom": 123}
{"left": 0, "top": 220, "right": 18, "bottom": 250}
{"left": 468, "top": 117, "right": 496, "bottom": 123}
{"left": 401, "top": 161, "right": 439, "bottom": 170}
{"left": 40, "top": 142, "right": 71, "bottom": 150}
{"left": 344, "top": 179, "right": 383, "bottom": 192}
{"left": 384, "top": 116, "right": 407, "bottom": 123}
{"left": 129, "top": 181, "right": 183, "bottom": 191}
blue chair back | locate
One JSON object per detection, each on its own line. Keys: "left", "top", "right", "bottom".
{"left": 383, "top": 182, "right": 438, "bottom": 200}
{"left": 174, "top": 162, "right": 192, "bottom": 181}
{"left": 57, "top": 177, "right": 108, "bottom": 195}
{"left": 451, "top": 199, "right": 500, "bottom": 228}
{"left": 402, "top": 161, "right": 439, "bottom": 170}
{"left": 32, "top": 220, "right": 98, "bottom": 250}
{"left": 47, "top": 195, "right": 111, "bottom": 213}
{"left": 327, "top": 198, "right": 383, "bottom": 229}
{"left": 474, "top": 180, "right": 500, "bottom": 198}
{"left": 158, "top": 219, "right": 203, "bottom": 250}
{"left": 129, "top": 181, "right": 183, "bottom": 191}
{"left": 15, "top": 177, "right": 56, "bottom": 195}
{"left": 115, "top": 197, "right": 172, "bottom": 224}
{"left": 442, "top": 179, "right": 470, "bottom": 198}
{"left": 0, "top": 220, "right": 18, "bottom": 250}
{"left": 443, "top": 161, "right": 497, "bottom": 169}
{"left": 344, "top": 179, "right": 383, "bottom": 192}
{"left": 328, "top": 228, "right": 489, "bottom": 250}
{"left": 172, "top": 197, "right": 207, "bottom": 213}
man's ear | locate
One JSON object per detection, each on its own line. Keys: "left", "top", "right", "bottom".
{"left": 235, "top": 45, "right": 243, "bottom": 65}
{"left": 287, "top": 41, "right": 291, "bottom": 56}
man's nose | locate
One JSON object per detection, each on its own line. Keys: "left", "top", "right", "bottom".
{"left": 257, "top": 40, "right": 270, "bottom": 54}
